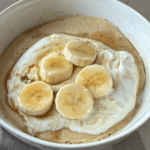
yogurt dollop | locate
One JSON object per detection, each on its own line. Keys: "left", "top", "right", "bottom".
{"left": 7, "top": 34, "right": 139, "bottom": 135}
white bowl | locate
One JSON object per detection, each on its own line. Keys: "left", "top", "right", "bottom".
{"left": 0, "top": 0, "right": 150, "bottom": 149}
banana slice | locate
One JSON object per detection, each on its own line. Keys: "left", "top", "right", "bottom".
{"left": 64, "top": 40, "right": 97, "bottom": 66}
{"left": 18, "top": 81, "right": 53, "bottom": 116}
{"left": 56, "top": 83, "right": 93, "bottom": 119}
{"left": 39, "top": 55, "right": 73, "bottom": 84}
{"left": 76, "top": 65, "right": 113, "bottom": 98}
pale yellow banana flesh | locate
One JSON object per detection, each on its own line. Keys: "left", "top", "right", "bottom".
{"left": 39, "top": 55, "right": 73, "bottom": 84}
{"left": 18, "top": 81, "right": 53, "bottom": 116}
{"left": 64, "top": 40, "right": 97, "bottom": 66}
{"left": 76, "top": 65, "right": 113, "bottom": 98}
{"left": 56, "top": 83, "right": 93, "bottom": 119}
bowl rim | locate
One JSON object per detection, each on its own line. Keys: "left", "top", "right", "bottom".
{"left": 0, "top": 0, "right": 150, "bottom": 148}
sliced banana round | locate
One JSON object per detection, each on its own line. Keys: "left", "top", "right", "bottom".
{"left": 18, "top": 81, "right": 53, "bottom": 116}
{"left": 64, "top": 40, "right": 97, "bottom": 67}
{"left": 76, "top": 65, "right": 113, "bottom": 98}
{"left": 56, "top": 83, "right": 93, "bottom": 119}
{"left": 39, "top": 55, "right": 73, "bottom": 84}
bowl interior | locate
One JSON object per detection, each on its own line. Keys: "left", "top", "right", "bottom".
{"left": 0, "top": 0, "right": 150, "bottom": 149}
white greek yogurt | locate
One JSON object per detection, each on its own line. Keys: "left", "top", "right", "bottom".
{"left": 7, "top": 34, "right": 139, "bottom": 135}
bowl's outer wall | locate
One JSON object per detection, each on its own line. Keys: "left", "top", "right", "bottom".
{"left": 1, "top": 0, "right": 150, "bottom": 149}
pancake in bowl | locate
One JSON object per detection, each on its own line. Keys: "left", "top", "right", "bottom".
{"left": 0, "top": 15, "right": 145, "bottom": 144}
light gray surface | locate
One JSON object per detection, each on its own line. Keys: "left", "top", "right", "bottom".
{"left": 0, "top": 0, "right": 150, "bottom": 150}
{"left": 120, "top": 0, "right": 150, "bottom": 21}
